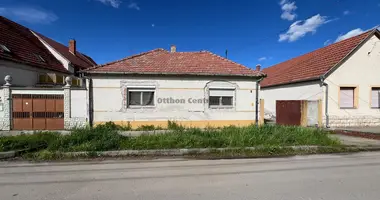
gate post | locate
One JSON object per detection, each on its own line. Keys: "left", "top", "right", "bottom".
{"left": 1, "top": 75, "right": 12, "bottom": 131}
{"left": 63, "top": 77, "right": 72, "bottom": 130}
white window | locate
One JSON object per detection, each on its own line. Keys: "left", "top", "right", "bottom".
{"left": 340, "top": 87, "right": 355, "bottom": 109}
{"left": 209, "top": 88, "right": 234, "bottom": 108}
{"left": 127, "top": 88, "right": 155, "bottom": 107}
{"left": 371, "top": 87, "right": 380, "bottom": 108}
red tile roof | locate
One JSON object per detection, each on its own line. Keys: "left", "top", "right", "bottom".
{"left": 34, "top": 32, "right": 97, "bottom": 69}
{"left": 0, "top": 16, "right": 68, "bottom": 73}
{"left": 84, "top": 49, "right": 265, "bottom": 77}
{"left": 261, "top": 29, "right": 377, "bottom": 87}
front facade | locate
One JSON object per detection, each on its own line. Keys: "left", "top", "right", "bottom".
{"left": 84, "top": 47, "right": 266, "bottom": 129}
{"left": 262, "top": 29, "right": 380, "bottom": 127}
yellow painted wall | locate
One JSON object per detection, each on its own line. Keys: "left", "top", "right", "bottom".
{"left": 95, "top": 120, "right": 256, "bottom": 129}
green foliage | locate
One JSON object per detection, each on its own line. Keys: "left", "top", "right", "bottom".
{"left": 135, "top": 125, "right": 156, "bottom": 131}
{"left": 95, "top": 121, "right": 132, "bottom": 131}
{"left": 167, "top": 121, "right": 185, "bottom": 131}
{"left": 0, "top": 132, "right": 59, "bottom": 152}
{"left": 0, "top": 123, "right": 341, "bottom": 158}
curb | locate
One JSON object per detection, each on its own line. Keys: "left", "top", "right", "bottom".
{"left": 64, "top": 146, "right": 380, "bottom": 157}
{"left": 0, "top": 151, "right": 15, "bottom": 159}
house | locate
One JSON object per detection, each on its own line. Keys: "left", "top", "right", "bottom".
{"left": 0, "top": 16, "right": 96, "bottom": 131}
{"left": 0, "top": 16, "right": 96, "bottom": 87}
{"left": 81, "top": 46, "right": 266, "bottom": 129}
{"left": 261, "top": 28, "right": 380, "bottom": 127}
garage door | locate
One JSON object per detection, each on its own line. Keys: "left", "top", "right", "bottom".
{"left": 12, "top": 94, "right": 64, "bottom": 130}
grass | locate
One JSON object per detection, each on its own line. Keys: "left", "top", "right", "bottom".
{"left": 0, "top": 122, "right": 342, "bottom": 160}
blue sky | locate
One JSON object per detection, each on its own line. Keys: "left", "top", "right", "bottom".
{"left": 0, "top": 0, "right": 379, "bottom": 69}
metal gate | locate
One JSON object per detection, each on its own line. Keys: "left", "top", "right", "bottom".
{"left": 276, "top": 100, "right": 302, "bottom": 126}
{"left": 12, "top": 94, "right": 64, "bottom": 130}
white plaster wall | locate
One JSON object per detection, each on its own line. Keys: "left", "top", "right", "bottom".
{"left": 326, "top": 35, "right": 380, "bottom": 118}
{"left": 11, "top": 90, "right": 64, "bottom": 95}
{"left": 71, "top": 89, "right": 88, "bottom": 118}
{"left": 261, "top": 81, "right": 323, "bottom": 116}
{"left": 92, "top": 76, "right": 258, "bottom": 123}
{"left": 0, "top": 60, "right": 66, "bottom": 87}
{"left": 0, "top": 88, "right": 4, "bottom": 118}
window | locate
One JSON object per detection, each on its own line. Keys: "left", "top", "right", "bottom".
{"left": 128, "top": 88, "right": 155, "bottom": 107}
{"left": 72, "top": 78, "right": 81, "bottom": 87}
{"left": 38, "top": 74, "right": 54, "bottom": 84}
{"left": 0, "top": 44, "right": 11, "bottom": 53}
{"left": 371, "top": 87, "right": 380, "bottom": 108}
{"left": 209, "top": 88, "right": 234, "bottom": 108}
{"left": 339, "top": 87, "right": 357, "bottom": 109}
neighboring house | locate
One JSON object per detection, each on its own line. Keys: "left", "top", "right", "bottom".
{"left": 261, "top": 28, "right": 380, "bottom": 127}
{"left": 0, "top": 16, "right": 96, "bottom": 87}
{"left": 0, "top": 16, "right": 68, "bottom": 86}
{"left": 82, "top": 47, "right": 266, "bottom": 129}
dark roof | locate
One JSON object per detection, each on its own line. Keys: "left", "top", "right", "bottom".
{"left": 34, "top": 32, "right": 97, "bottom": 69}
{"left": 83, "top": 49, "right": 265, "bottom": 77}
{"left": 261, "top": 29, "right": 377, "bottom": 87}
{"left": 0, "top": 16, "right": 68, "bottom": 73}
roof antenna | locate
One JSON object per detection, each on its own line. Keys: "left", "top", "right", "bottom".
{"left": 225, "top": 49, "right": 228, "bottom": 59}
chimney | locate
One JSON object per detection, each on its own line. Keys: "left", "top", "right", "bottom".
{"left": 256, "top": 64, "right": 261, "bottom": 71}
{"left": 170, "top": 45, "right": 176, "bottom": 53}
{"left": 69, "top": 39, "right": 76, "bottom": 55}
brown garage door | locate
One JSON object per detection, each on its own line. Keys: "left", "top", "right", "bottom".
{"left": 12, "top": 94, "right": 64, "bottom": 130}
{"left": 276, "top": 100, "right": 302, "bottom": 126}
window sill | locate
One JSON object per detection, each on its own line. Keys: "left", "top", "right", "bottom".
{"left": 209, "top": 106, "right": 234, "bottom": 110}
{"left": 127, "top": 106, "right": 156, "bottom": 109}
{"left": 339, "top": 107, "right": 357, "bottom": 110}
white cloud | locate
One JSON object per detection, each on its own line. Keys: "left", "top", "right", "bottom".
{"left": 151, "top": 24, "right": 155, "bottom": 27}
{"left": 279, "top": 14, "right": 329, "bottom": 42}
{"left": 324, "top": 39, "right": 332, "bottom": 46}
{"left": 96, "top": 0, "right": 122, "bottom": 8}
{"left": 258, "top": 57, "right": 267, "bottom": 61}
{"left": 128, "top": 2, "right": 140, "bottom": 10}
{"left": 335, "top": 28, "right": 364, "bottom": 42}
{"left": 0, "top": 7, "right": 58, "bottom": 24}
{"left": 280, "top": 0, "right": 297, "bottom": 21}
{"left": 343, "top": 10, "right": 350, "bottom": 15}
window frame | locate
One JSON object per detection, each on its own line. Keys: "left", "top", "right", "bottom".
{"left": 339, "top": 86, "right": 358, "bottom": 109}
{"left": 127, "top": 88, "right": 156, "bottom": 108}
{"left": 370, "top": 87, "right": 380, "bottom": 109}
{"left": 208, "top": 88, "right": 235, "bottom": 109}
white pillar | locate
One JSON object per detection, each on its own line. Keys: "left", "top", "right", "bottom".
{"left": 63, "top": 76, "right": 72, "bottom": 129}
{"left": 1, "top": 75, "right": 12, "bottom": 131}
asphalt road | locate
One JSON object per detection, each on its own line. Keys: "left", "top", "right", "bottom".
{"left": 1, "top": 152, "right": 380, "bottom": 200}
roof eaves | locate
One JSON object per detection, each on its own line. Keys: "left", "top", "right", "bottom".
{"left": 322, "top": 28, "right": 379, "bottom": 78}
{"left": 82, "top": 48, "right": 167, "bottom": 72}
{"left": 261, "top": 77, "right": 320, "bottom": 88}
{"left": 82, "top": 70, "right": 264, "bottom": 78}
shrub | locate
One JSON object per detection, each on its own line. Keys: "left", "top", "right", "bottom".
{"left": 48, "top": 128, "right": 124, "bottom": 152}
{"left": 0, "top": 132, "right": 59, "bottom": 152}
{"left": 167, "top": 121, "right": 185, "bottom": 131}
{"left": 95, "top": 121, "right": 132, "bottom": 131}
{"left": 135, "top": 125, "right": 156, "bottom": 131}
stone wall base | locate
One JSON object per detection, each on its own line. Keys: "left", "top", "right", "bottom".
{"left": 324, "top": 116, "right": 380, "bottom": 127}
{"left": 65, "top": 118, "right": 88, "bottom": 129}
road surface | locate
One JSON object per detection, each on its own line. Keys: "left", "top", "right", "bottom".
{"left": 1, "top": 152, "right": 380, "bottom": 200}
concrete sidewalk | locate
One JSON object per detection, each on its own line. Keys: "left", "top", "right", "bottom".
{"left": 330, "top": 134, "right": 380, "bottom": 146}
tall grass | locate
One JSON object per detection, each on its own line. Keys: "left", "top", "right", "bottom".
{"left": 0, "top": 122, "right": 340, "bottom": 153}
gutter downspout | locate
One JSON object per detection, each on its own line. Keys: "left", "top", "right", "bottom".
{"left": 320, "top": 75, "right": 330, "bottom": 128}
{"left": 255, "top": 76, "right": 265, "bottom": 127}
